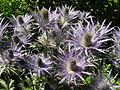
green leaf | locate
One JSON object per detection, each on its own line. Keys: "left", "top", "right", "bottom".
{"left": 0, "top": 79, "right": 7, "bottom": 90}
{"left": 9, "top": 79, "right": 14, "bottom": 89}
{"left": 0, "top": 67, "right": 6, "bottom": 76}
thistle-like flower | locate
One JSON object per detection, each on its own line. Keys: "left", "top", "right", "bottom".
{"left": 0, "top": 45, "right": 22, "bottom": 68}
{"left": 69, "top": 20, "right": 114, "bottom": 56}
{"left": 11, "top": 14, "right": 33, "bottom": 48}
{"left": 57, "top": 5, "right": 79, "bottom": 22}
{"left": 13, "top": 33, "right": 31, "bottom": 46}
{"left": 32, "top": 7, "right": 56, "bottom": 32}
{"left": 56, "top": 47, "right": 94, "bottom": 85}
{"left": 56, "top": 5, "right": 93, "bottom": 30}
{"left": 20, "top": 54, "right": 52, "bottom": 76}
{"left": 90, "top": 70, "right": 120, "bottom": 90}
{"left": 12, "top": 14, "right": 33, "bottom": 35}
{"left": 56, "top": 5, "right": 79, "bottom": 31}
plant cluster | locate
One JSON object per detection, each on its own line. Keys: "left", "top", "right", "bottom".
{"left": 0, "top": 5, "right": 120, "bottom": 90}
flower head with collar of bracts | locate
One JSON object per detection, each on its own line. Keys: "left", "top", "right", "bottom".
{"left": 55, "top": 45, "right": 95, "bottom": 85}
{"left": 20, "top": 54, "right": 52, "bottom": 76}
{"left": 68, "top": 20, "right": 114, "bottom": 56}
{"left": 90, "top": 70, "right": 120, "bottom": 90}
{"left": 57, "top": 5, "right": 79, "bottom": 25}
{"left": 57, "top": 5, "right": 93, "bottom": 26}
{"left": 52, "top": 5, "right": 80, "bottom": 41}
{"left": 12, "top": 14, "right": 33, "bottom": 35}
{"left": 11, "top": 14, "right": 33, "bottom": 47}
{"left": 32, "top": 7, "right": 58, "bottom": 32}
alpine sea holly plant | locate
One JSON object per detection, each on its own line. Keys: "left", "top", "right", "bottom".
{"left": 0, "top": 5, "right": 120, "bottom": 90}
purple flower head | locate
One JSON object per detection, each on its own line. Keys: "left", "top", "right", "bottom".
{"left": 0, "top": 45, "right": 22, "bottom": 67}
{"left": 56, "top": 47, "right": 94, "bottom": 85}
{"left": 11, "top": 14, "right": 33, "bottom": 48}
{"left": 69, "top": 20, "right": 114, "bottom": 56}
{"left": 90, "top": 70, "right": 120, "bottom": 90}
{"left": 21, "top": 54, "right": 52, "bottom": 76}
{"left": 12, "top": 14, "right": 33, "bottom": 35}
{"left": 58, "top": 5, "right": 79, "bottom": 19}
{"left": 5, "top": 47, "right": 22, "bottom": 60}
{"left": 12, "top": 33, "right": 32, "bottom": 48}
{"left": 0, "top": 39, "right": 25, "bottom": 67}
{"left": 32, "top": 7, "right": 56, "bottom": 32}
{"left": 56, "top": 5, "right": 79, "bottom": 32}
{"left": 32, "top": 54, "right": 52, "bottom": 75}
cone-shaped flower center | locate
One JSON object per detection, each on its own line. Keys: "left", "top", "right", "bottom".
{"left": 64, "top": 8, "right": 69, "bottom": 16}
{"left": 13, "top": 35, "right": 20, "bottom": 44}
{"left": 40, "top": 7, "right": 48, "bottom": 23}
{"left": 94, "top": 24, "right": 101, "bottom": 32}
{"left": 37, "top": 59, "right": 43, "bottom": 67}
{"left": 57, "top": 16, "right": 66, "bottom": 28}
{"left": 0, "top": 41, "right": 2, "bottom": 49}
{"left": 67, "top": 59, "right": 77, "bottom": 72}
{"left": 83, "top": 32, "right": 92, "bottom": 47}
{"left": 8, "top": 50, "right": 14, "bottom": 59}
{"left": 18, "top": 16, "right": 24, "bottom": 24}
